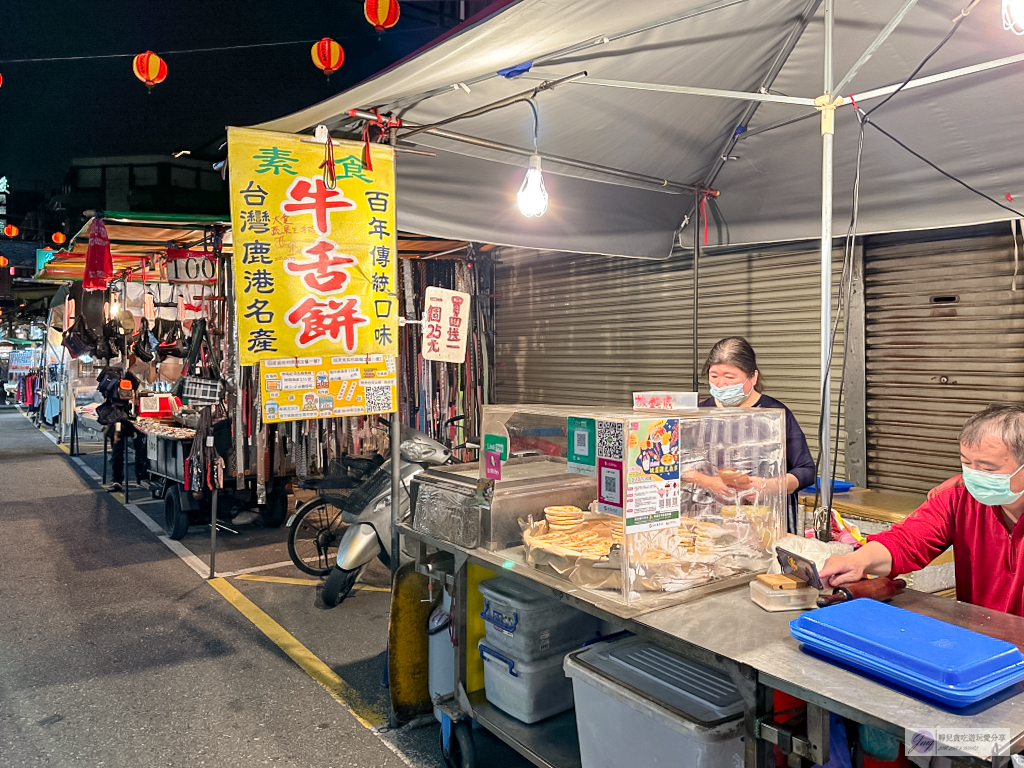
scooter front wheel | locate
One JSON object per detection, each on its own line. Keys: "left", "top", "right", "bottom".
{"left": 321, "top": 565, "right": 364, "bottom": 607}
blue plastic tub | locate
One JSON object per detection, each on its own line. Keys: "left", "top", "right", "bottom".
{"left": 790, "top": 600, "right": 1024, "bottom": 708}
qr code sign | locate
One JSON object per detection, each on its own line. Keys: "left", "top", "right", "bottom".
{"left": 596, "top": 420, "right": 624, "bottom": 459}
{"left": 363, "top": 384, "right": 394, "bottom": 414}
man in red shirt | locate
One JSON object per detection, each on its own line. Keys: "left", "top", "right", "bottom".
{"left": 820, "top": 404, "right": 1024, "bottom": 617}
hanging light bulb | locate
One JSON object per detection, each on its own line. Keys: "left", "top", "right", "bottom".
{"left": 517, "top": 154, "right": 549, "bottom": 217}
{"left": 1004, "top": 0, "right": 1024, "bottom": 34}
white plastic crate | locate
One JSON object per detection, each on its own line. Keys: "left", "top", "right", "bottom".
{"left": 478, "top": 640, "right": 574, "bottom": 724}
{"left": 479, "top": 577, "right": 600, "bottom": 661}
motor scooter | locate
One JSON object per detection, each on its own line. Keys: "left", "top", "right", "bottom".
{"left": 319, "top": 424, "right": 453, "bottom": 606}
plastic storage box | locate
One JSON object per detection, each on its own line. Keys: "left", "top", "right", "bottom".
{"left": 479, "top": 577, "right": 600, "bottom": 661}
{"left": 478, "top": 640, "right": 575, "bottom": 723}
{"left": 564, "top": 636, "right": 745, "bottom": 768}
{"left": 790, "top": 600, "right": 1024, "bottom": 708}
{"left": 749, "top": 578, "right": 819, "bottom": 612}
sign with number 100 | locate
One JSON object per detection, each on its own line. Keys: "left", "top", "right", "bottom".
{"left": 166, "top": 248, "right": 218, "bottom": 284}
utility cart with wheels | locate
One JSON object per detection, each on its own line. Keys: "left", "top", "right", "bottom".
{"left": 137, "top": 417, "right": 288, "bottom": 540}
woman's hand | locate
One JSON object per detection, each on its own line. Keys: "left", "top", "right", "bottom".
{"left": 682, "top": 470, "right": 735, "bottom": 501}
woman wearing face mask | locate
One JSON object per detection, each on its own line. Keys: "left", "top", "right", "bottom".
{"left": 820, "top": 403, "right": 1024, "bottom": 616}
{"left": 683, "top": 336, "right": 815, "bottom": 534}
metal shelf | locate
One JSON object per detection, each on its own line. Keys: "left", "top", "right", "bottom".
{"left": 467, "top": 690, "right": 582, "bottom": 768}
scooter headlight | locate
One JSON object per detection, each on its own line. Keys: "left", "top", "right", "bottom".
{"left": 400, "top": 439, "right": 437, "bottom": 462}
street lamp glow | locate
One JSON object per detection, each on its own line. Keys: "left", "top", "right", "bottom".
{"left": 517, "top": 154, "right": 548, "bottom": 218}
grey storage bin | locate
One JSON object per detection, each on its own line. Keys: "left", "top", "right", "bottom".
{"left": 564, "top": 637, "right": 745, "bottom": 768}
{"left": 479, "top": 577, "right": 600, "bottom": 661}
{"left": 478, "top": 640, "right": 575, "bottom": 724}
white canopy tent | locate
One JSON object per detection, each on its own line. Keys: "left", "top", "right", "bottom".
{"left": 257, "top": 0, "right": 1024, "bottom": 516}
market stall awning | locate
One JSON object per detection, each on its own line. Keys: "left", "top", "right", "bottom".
{"left": 256, "top": 0, "right": 1024, "bottom": 257}
{"left": 35, "top": 212, "right": 232, "bottom": 282}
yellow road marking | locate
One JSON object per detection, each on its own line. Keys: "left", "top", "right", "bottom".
{"left": 207, "top": 577, "right": 387, "bottom": 728}
{"left": 235, "top": 574, "right": 321, "bottom": 586}
{"left": 234, "top": 574, "right": 390, "bottom": 591}
{"left": 35, "top": 424, "right": 70, "bottom": 453}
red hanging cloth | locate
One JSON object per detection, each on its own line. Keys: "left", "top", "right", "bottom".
{"left": 83, "top": 217, "right": 113, "bottom": 291}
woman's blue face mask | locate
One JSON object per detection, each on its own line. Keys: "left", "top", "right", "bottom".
{"left": 710, "top": 379, "right": 750, "bottom": 407}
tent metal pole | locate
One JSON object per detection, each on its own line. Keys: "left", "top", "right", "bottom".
{"left": 848, "top": 52, "right": 1024, "bottom": 103}
{"left": 350, "top": 109, "right": 697, "bottom": 193}
{"left": 833, "top": 0, "right": 920, "bottom": 96}
{"left": 517, "top": 73, "right": 816, "bottom": 106}
{"left": 818, "top": 0, "right": 835, "bottom": 535}
{"left": 692, "top": 191, "right": 701, "bottom": 393}
{"left": 377, "top": 0, "right": 749, "bottom": 115}
{"left": 702, "top": 0, "right": 822, "bottom": 191}
{"left": 399, "top": 71, "right": 588, "bottom": 140}
{"left": 742, "top": 52, "right": 1024, "bottom": 141}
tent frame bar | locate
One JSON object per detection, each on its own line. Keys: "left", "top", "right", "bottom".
{"left": 832, "top": 0, "right": 920, "bottom": 96}
{"left": 399, "top": 71, "right": 589, "bottom": 140}
{"left": 349, "top": 109, "right": 700, "bottom": 194}
{"left": 516, "top": 73, "right": 816, "bottom": 106}
{"left": 741, "top": 51, "right": 1024, "bottom": 140}
{"left": 377, "top": 0, "right": 749, "bottom": 116}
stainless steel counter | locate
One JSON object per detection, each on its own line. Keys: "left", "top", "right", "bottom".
{"left": 635, "top": 587, "right": 1024, "bottom": 755}
{"left": 402, "top": 525, "right": 1024, "bottom": 761}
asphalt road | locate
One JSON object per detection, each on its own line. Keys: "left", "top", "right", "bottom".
{"left": 1, "top": 406, "right": 531, "bottom": 768}
{"left": 0, "top": 406, "right": 416, "bottom": 768}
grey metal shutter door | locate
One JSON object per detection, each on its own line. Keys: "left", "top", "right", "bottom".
{"left": 864, "top": 231, "right": 1024, "bottom": 493}
{"left": 494, "top": 245, "right": 846, "bottom": 476}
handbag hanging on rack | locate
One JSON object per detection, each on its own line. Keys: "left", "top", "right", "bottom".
{"left": 177, "top": 318, "right": 224, "bottom": 406}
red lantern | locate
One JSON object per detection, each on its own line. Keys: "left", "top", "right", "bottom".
{"left": 311, "top": 38, "right": 344, "bottom": 76}
{"left": 364, "top": 0, "right": 400, "bottom": 31}
{"left": 52, "top": 232, "right": 67, "bottom": 245}
{"left": 0, "top": 73, "right": 4, "bottom": 88}
{"left": 0, "top": 256, "right": 8, "bottom": 267}
{"left": 132, "top": 51, "right": 168, "bottom": 89}
{"left": 3, "top": 225, "right": 18, "bottom": 238}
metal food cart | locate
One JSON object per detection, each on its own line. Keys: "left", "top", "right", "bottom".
{"left": 400, "top": 405, "right": 1024, "bottom": 768}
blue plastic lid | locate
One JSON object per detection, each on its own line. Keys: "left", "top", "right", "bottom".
{"left": 800, "top": 478, "right": 855, "bottom": 493}
{"left": 791, "top": 601, "right": 1024, "bottom": 687}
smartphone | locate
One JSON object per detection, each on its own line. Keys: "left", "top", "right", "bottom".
{"left": 776, "top": 546, "right": 824, "bottom": 590}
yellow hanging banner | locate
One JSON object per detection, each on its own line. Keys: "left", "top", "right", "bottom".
{"left": 227, "top": 127, "right": 398, "bottom": 368}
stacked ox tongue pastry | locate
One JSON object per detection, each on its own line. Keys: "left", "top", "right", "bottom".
{"left": 544, "top": 505, "right": 586, "bottom": 532}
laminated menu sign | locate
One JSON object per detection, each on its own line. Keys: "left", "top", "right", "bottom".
{"left": 422, "top": 286, "right": 471, "bottom": 363}
{"left": 567, "top": 416, "right": 596, "bottom": 476}
{"left": 625, "top": 418, "right": 680, "bottom": 532}
{"left": 227, "top": 127, "right": 398, "bottom": 368}
{"left": 260, "top": 354, "right": 395, "bottom": 423}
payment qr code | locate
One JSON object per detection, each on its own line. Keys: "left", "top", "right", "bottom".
{"left": 574, "top": 428, "right": 589, "bottom": 453}
{"left": 601, "top": 466, "right": 620, "bottom": 499}
{"left": 596, "top": 420, "right": 624, "bottom": 459}
{"left": 363, "top": 384, "right": 394, "bottom": 414}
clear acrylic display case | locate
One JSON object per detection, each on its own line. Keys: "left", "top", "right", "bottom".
{"left": 479, "top": 404, "right": 786, "bottom": 609}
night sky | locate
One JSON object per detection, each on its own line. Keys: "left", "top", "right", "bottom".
{"left": 0, "top": 1, "right": 463, "bottom": 199}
